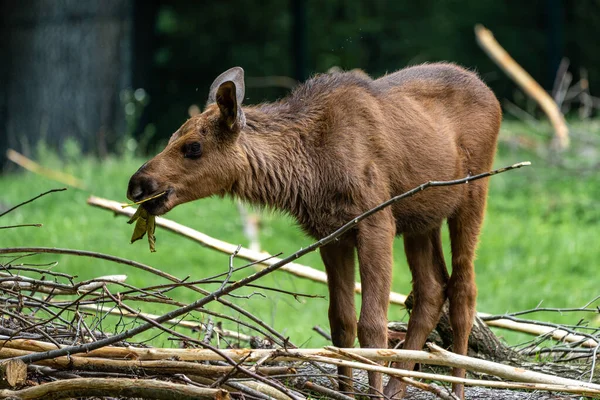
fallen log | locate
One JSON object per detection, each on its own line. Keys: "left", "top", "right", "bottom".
{"left": 0, "top": 378, "right": 230, "bottom": 400}
{"left": 0, "top": 347, "right": 290, "bottom": 378}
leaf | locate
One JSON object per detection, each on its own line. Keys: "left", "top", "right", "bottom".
{"left": 130, "top": 213, "right": 148, "bottom": 243}
{"left": 147, "top": 213, "right": 156, "bottom": 252}
{"left": 128, "top": 207, "right": 157, "bottom": 251}
{"left": 127, "top": 206, "right": 143, "bottom": 224}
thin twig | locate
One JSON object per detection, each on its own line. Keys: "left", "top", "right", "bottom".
{"left": 0, "top": 224, "right": 43, "bottom": 229}
{"left": 0, "top": 188, "right": 67, "bottom": 218}
{"left": 313, "top": 326, "right": 332, "bottom": 341}
{"left": 0, "top": 246, "right": 292, "bottom": 347}
{"left": 101, "top": 288, "right": 305, "bottom": 400}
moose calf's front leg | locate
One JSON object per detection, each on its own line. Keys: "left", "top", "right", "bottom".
{"left": 356, "top": 212, "right": 395, "bottom": 398}
{"left": 320, "top": 240, "right": 357, "bottom": 394}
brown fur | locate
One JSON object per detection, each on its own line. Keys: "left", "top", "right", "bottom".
{"left": 127, "top": 63, "right": 501, "bottom": 399}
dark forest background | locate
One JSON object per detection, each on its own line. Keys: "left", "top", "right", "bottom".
{"left": 1, "top": 0, "right": 598, "bottom": 168}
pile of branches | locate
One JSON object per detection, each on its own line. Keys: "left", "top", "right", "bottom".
{"left": 1, "top": 178, "right": 600, "bottom": 399}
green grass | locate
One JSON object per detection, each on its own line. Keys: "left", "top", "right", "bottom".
{"left": 1, "top": 121, "right": 599, "bottom": 349}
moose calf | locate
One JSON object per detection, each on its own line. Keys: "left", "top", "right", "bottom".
{"left": 127, "top": 63, "right": 501, "bottom": 398}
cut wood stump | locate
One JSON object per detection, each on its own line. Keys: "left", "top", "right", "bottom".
{"left": 0, "top": 359, "right": 27, "bottom": 389}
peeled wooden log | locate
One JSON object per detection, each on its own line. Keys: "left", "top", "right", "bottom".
{"left": 0, "top": 378, "right": 230, "bottom": 400}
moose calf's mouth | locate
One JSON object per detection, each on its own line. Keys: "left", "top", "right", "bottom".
{"left": 143, "top": 193, "right": 170, "bottom": 216}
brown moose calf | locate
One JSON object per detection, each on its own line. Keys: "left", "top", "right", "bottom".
{"left": 127, "top": 63, "right": 501, "bottom": 398}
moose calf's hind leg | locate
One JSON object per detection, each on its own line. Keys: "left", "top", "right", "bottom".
{"left": 447, "top": 185, "right": 488, "bottom": 399}
{"left": 356, "top": 213, "right": 395, "bottom": 398}
{"left": 320, "top": 240, "right": 357, "bottom": 394}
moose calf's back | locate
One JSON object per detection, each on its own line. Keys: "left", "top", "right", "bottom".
{"left": 279, "top": 63, "right": 501, "bottom": 236}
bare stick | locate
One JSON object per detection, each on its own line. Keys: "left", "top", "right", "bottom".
{"left": 551, "top": 57, "right": 570, "bottom": 102}
{"left": 6, "top": 149, "right": 85, "bottom": 190}
{"left": 0, "top": 273, "right": 127, "bottom": 295}
{"left": 0, "top": 347, "right": 287, "bottom": 378}
{"left": 0, "top": 377, "right": 230, "bottom": 400}
{"left": 0, "top": 224, "right": 42, "bottom": 230}
{"left": 325, "top": 346, "right": 458, "bottom": 400}
{"left": 0, "top": 188, "right": 66, "bottom": 218}
{"left": 312, "top": 326, "right": 332, "bottom": 341}
{"left": 302, "top": 381, "right": 354, "bottom": 400}
{"left": 304, "top": 353, "right": 600, "bottom": 396}
{"left": 475, "top": 24, "right": 569, "bottom": 150}
{"left": 236, "top": 200, "right": 261, "bottom": 252}
{"left": 73, "top": 304, "right": 253, "bottom": 342}
{"left": 479, "top": 314, "right": 598, "bottom": 348}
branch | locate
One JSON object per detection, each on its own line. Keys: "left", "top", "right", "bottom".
{"left": 0, "top": 224, "right": 42, "bottom": 230}
{"left": 0, "top": 246, "right": 291, "bottom": 348}
{"left": 0, "top": 273, "right": 127, "bottom": 295}
{"left": 475, "top": 25, "right": 569, "bottom": 150}
{"left": 0, "top": 378, "right": 230, "bottom": 400}
{"left": 73, "top": 304, "right": 253, "bottom": 342}
{"left": 0, "top": 188, "right": 66, "bottom": 218}
{"left": 0, "top": 347, "right": 287, "bottom": 378}
{"left": 6, "top": 149, "right": 85, "bottom": 189}
{"left": 304, "top": 352, "right": 600, "bottom": 397}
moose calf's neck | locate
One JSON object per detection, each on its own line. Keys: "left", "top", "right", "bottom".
{"left": 232, "top": 101, "right": 355, "bottom": 238}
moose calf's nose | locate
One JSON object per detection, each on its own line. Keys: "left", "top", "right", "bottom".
{"left": 127, "top": 174, "right": 157, "bottom": 202}
{"left": 127, "top": 176, "right": 143, "bottom": 202}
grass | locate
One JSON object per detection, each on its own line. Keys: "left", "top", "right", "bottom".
{"left": 1, "top": 121, "right": 599, "bottom": 349}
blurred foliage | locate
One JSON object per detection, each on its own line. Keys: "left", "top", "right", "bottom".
{"left": 139, "top": 0, "right": 599, "bottom": 143}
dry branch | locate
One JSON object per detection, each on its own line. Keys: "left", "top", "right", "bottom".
{"left": 0, "top": 246, "right": 292, "bottom": 348}
{"left": 189, "top": 375, "right": 290, "bottom": 400}
{"left": 0, "top": 347, "right": 288, "bottom": 378}
{"left": 308, "top": 354, "right": 600, "bottom": 397}
{"left": 6, "top": 149, "right": 85, "bottom": 189}
{"left": 236, "top": 200, "right": 261, "bottom": 252}
{"left": 475, "top": 24, "right": 569, "bottom": 150}
{"left": 73, "top": 303, "right": 253, "bottom": 342}
{"left": 0, "top": 273, "right": 127, "bottom": 295}
{"left": 0, "top": 378, "right": 230, "bottom": 400}
{"left": 0, "top": 188, "right": 67, "bottom": 218}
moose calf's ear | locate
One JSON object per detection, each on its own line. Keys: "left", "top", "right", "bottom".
{"left": 208, "top": 67, "right": 246, "bottom": 131}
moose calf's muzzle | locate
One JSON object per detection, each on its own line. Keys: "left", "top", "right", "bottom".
{"left": 127, "top": 173, "right": 158, "bottom": 203}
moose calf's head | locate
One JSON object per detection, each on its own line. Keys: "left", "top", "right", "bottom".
{"left": 127, "top": 67, "right": 248, "bottom": 215}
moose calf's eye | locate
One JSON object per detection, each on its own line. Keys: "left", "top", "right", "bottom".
{"left": 183, "top": 142, "right": 202, "bottom": 159}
